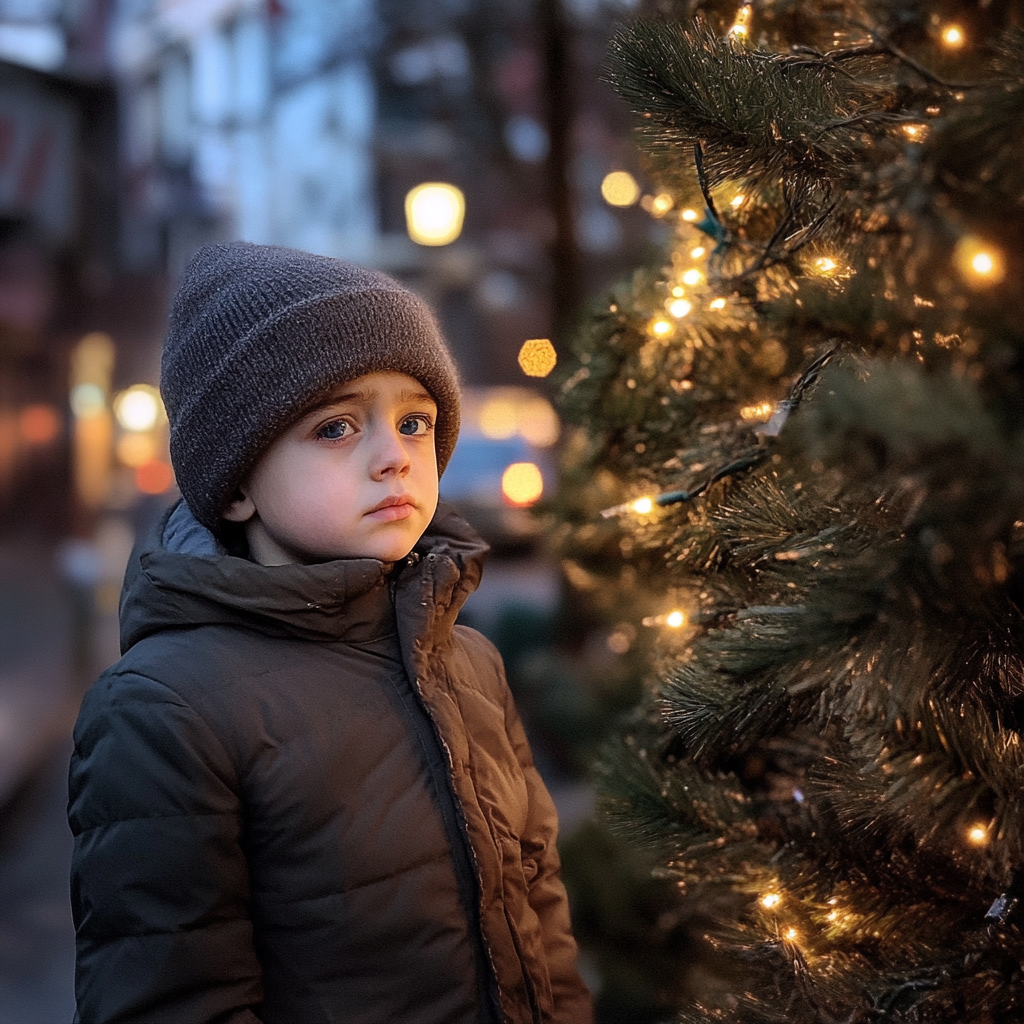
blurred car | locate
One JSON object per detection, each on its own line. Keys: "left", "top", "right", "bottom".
{"left": 440, "top": 388, "right": 559, "bottom": 553}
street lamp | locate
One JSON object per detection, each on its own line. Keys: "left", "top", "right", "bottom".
{"left": 405, "top": 182, "right": 465, "bottom": 246}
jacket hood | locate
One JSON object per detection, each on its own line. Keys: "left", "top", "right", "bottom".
{"left": 119, "top": 499, "right": 490, "bottom": 654}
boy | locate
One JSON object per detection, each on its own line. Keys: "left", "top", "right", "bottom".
{"left": 68, "top": 242, "right": 593, "bottom": 1024}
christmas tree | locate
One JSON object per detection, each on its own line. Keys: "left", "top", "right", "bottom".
{"left": 550, "top": 1, "right": 1024, "bottom": 1020}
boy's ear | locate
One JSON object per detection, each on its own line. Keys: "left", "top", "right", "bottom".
{"left": 222, "top": 488, "right": 256, "bottom": 523}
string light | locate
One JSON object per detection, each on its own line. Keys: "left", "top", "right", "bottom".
{"left": 727, "top": 4, "right": 753, "bottom": 41}
{"left": 941, "top": 25, "right": 964, "bottom": 47}
{"left": 690, "top": 246, "right": 706, "bottom": 258}
{"left": 642, "top": 610, "right": 689, "bottom": 628}
{"left": 649, "top": 317, "right": 675, "bottom": 339}
{"left": 671, "top": 285, "right": 686, "bottom": 297}
{"left": 741, "top": 401, "right": 774, "bottom": 422}
{"left": 709, "top": 298, "right": 727, "bottom": 310}
{"left": 968, "top": 825, "right": 989, "bottom": 846}
{"left": 650, "top": 193, "right": 674, "bottom": 216}
{"left": 954, "top": 236, "right": 1005, "bottom": 286}
{"left": 682, "top": 269, "right": 702, "bottom": 286}
{"left": 783, "top": 927, "right": 799, "bottom": 942}
{"left": 681, "top": 208, "right": 699, "bottom": 222}
{"left": 808, "top": 255, "right": 852, "bottom": 279}
{"left": 668, "top": 298, "right": 692, "bottom": 318}
{"left": 760, "top": 892, "right": 781, "bottom": 909}
{"left": 631, "top": 497, "right": 654, "bottom": 514}
{"left": 902, "top": 123, "right": 928, "bottom": 142}
{"left": 730, "top": 194, "right": 745, "bottom": 208}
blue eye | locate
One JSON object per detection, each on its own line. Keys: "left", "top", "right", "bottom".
{"left": 399, "top": 416, "right": 431, "bottom": 436}
{"left": 318, "top": 420, "right": 349, "bottom": 440}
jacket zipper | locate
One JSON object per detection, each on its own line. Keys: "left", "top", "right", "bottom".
{"left": 390, "top": 561, "right": 504, "bottom": 1024}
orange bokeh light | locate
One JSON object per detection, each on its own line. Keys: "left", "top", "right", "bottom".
{"left": 19, "top": 404, "right": 60, "bottom": 445}
{"left": 135, "top": 459, "right": 175, "bottom": 495}
{"left": 518, "top": 339, "right": 557, "bottom": 378}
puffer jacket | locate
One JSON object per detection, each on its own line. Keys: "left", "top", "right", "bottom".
{"left": 68, "top": 500, "right": 592, "bottom": 1024}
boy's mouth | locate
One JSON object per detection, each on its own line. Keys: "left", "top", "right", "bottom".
{"left": 365, "top": 495, "right": 417, "bottom": 521}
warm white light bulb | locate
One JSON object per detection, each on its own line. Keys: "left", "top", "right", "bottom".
{"left": 942, "top": 25, "right": 964, "bottom": 47}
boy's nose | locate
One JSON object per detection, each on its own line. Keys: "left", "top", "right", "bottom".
{"left": 370, "top": 427, "right": 411, "bottom": 478}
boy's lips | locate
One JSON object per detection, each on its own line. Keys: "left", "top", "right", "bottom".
{"left": 365, "top": 495, "right": 417, "bottom": 521}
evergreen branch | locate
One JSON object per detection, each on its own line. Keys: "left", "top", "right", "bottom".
{"left": 789, "top": 37, "right": 989, "bottom": 91}
{"left": 601, "top": 347, "right": 836, "bottom": 519}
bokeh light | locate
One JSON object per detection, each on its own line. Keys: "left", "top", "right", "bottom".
{"left": 501, "top": 461, "right": 543, "bottom": 506}
{"left": 518, "top": 338, "right": 557, "bottom": 377}
{"left": 135, "top": 459, "right": 175, "bottom": 495}
{"left": 114, "top": 384, "right": 161, "bottom": 432}
{"left": 18, "top": 404, "right": 60, "bottom": 445}
{"left": 954, "top": 236, "right": 1005, "bottom": 286}
{"left": 601, "top": 171, "right": 640, "bottom": 207}
{"left": 405, "top": 182, "right": 465, "bottom": 246}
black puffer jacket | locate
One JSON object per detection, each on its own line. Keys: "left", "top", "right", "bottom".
{"left": 68, "top": 501, "right": 591, "bottom": 1024}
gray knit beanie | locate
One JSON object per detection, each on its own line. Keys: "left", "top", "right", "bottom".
{"left": 161, "top": 241, "right": 461, "bottom": 532}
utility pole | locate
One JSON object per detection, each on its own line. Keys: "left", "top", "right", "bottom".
{"left": 536, "top": 0, "right": 581, "bottom": 350}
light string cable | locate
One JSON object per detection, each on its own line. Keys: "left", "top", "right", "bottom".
{"left": 601, "top": 346, "right": 836, "bottom": 519}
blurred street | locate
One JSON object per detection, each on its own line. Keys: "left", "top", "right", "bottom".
{"left": 0, "top": 536, "right": 101, "bottom": 1024}
{"left": 0, "top": 738, "right": 76, "bottom": 1024}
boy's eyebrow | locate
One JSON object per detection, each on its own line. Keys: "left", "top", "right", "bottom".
{"left": 316, "top": 386, "right": 437, "bottom": 408}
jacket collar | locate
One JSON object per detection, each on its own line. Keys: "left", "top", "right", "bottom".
{"left": 119, "top": 499, "right": 489, "bottom": 653}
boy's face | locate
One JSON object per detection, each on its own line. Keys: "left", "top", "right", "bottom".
{"left": 223, "top": 371, "right": 440, "bottom": 565}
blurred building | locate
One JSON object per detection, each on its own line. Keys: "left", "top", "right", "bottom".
{"left": 0, "top": 0, "right": 120, "bottom": 537}
{"left": 112, "top": 0, "right": 652, "bottom": 382}
{"left": 1, "top": 0, "right": 658, "bottom": 538}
